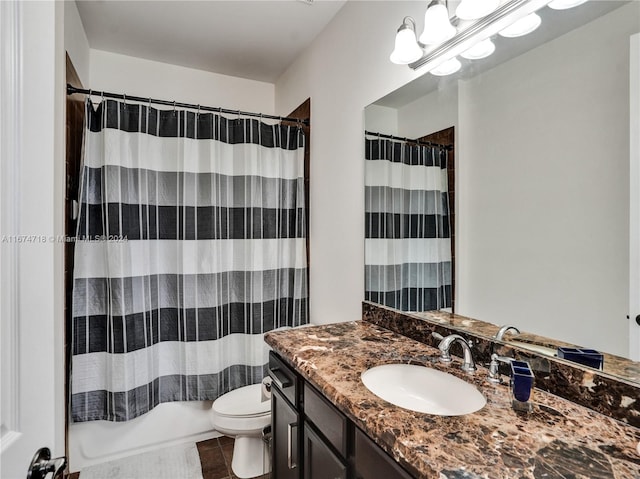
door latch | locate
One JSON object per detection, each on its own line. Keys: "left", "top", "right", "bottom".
{"left": 27, "top": 447, "right": 66, "bottom": 479}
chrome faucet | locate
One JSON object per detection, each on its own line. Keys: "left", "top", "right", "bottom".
{"left": 494, "top": 325, "right": 520, "bottom": 341}
{"left": 487, "top": 353, "right": 515, "bottom": 383}
{"left": 432, "top": 332, "right": 476, "bottom": 373}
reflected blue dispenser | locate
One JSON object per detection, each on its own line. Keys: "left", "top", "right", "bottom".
{"left": 557, "top": 347, "right": 604, "bottom": 370}
{"left": 510, "top": 360, "right": 534, "bottom": 412}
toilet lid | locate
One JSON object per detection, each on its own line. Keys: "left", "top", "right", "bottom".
{"left": 212, "top": 384, "right": 270, "bottom": 418}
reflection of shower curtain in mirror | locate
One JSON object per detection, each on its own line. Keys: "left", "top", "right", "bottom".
{"left": 71, "top": 99, "right": 308, "bottom": 422}
{"left": 365, "top": 137, "right": 451, "bottom": 311}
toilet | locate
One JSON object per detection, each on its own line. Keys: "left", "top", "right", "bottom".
{"left": 210, "top": 383, "right": 271, "bottom": 479}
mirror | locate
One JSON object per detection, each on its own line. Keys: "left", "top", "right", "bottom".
{"left": 364, "top": 1, "right": 640, "bottom": 382}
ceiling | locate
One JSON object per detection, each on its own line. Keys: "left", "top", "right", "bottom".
{"left": 75, "top": 0, "right": 347, "bottom": 83}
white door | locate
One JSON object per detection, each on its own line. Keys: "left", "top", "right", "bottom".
{"left": 1, "top": 2, "right": 66, "bottom": 478}
{"left": 631, "top": 33, "right": 640, "bottom": 362}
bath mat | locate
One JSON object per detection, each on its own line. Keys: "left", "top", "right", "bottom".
{"left": 79, "top": 442, "right": 203, "bottom": 479}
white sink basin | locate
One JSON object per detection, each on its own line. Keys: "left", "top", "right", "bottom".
{"left": 361, "top": 364, "right": 486, "bottom": 416}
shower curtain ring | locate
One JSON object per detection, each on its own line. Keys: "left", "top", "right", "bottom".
{"left": 123, "top": 93, "right": 126, "bottom": 104}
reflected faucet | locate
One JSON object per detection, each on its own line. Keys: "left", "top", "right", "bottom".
{"left": 494, "top": 325, "right": 520, "bottom": 341}
{"left": 432, "top": 332, "right": 476, "bottom": 373}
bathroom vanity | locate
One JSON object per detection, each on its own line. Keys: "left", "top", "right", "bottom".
{"left": 268, "top": 349, "right": 412, "bottom": 479}
{"left": 265, "top": 317, "right": 640, "bottom": 479}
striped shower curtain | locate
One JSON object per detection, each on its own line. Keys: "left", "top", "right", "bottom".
{"left": 71, "top": 99, "right": 308, "bottom": 422}
{"left": 364, "top": 137, "right": 451, "bottom": 311}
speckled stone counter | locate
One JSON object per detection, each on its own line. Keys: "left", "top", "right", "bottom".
{"left": 363, "top": 302, "right": 640, "bottom": 428}
{"left": 265, "top": 321, "right": 640, "bottom": 479}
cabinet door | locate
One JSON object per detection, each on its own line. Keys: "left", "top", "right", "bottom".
{"left": 304, "top": 383, "right": 348, "bottom": 457}
{"left": 272, "top": 386, "right": 301, "bottom": 479}
{"left": 354, "top": 428, "right": 414, "bottom": 479}
{"left": 303, "top": 423, "right": 347, "bottom": 479}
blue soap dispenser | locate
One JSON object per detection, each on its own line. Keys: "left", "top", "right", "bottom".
{"left": 510, "top": 360, "right": 534, "bottom": 412}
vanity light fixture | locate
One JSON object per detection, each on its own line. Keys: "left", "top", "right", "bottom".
{"left": 547, "top": 0, "right": 588, "bottom": 10}
{"left": 390, "top": 0, "right": 580, "bottom": 73}
{"left": 456, "top": 0, "right": 501, "bottom": 21}
{"left": 430, "top": 57, "right": 462, "bottom": 76}
{"left": 460, "top": 38, "right": 496, "bottom": 60}
{"left": 390, "top": 17, "right": 424, "bottom": 65}
{"left": 420, "top": 0, "right": 457, "bottom": 45}
{"left": 498, "top": 12, "right": 542, "bottom": 37}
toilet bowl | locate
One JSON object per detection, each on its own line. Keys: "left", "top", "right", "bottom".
{"left": 210, "top": 383, "right": 271, "bottom": 479}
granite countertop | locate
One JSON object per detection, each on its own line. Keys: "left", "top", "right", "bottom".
{"left": 265, "top": 321, "right": 640, "bottom": 479}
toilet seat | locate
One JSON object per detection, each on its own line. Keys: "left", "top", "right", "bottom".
{"left": 212, "top": 384, "right": 270, "bottom": 419}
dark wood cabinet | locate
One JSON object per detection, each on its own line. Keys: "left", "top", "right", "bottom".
{"left": 269, "top": 351, "right": 414, "bottom": 479}
{"left": 272, "top": 386, "right": 300, "bottom": 479}
{"left": 303, "top": 383, "right": 349, "bottom": 458}
{"left": 354, "top": 428, "right": 413, "bottom": 479}
{"left": 303, "top": 423, "right": 347, "bottom": 479}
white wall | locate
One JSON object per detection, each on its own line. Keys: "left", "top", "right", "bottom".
{"left": 64, "top": 0, "right": 90, "bottom": 86}
{"left": 396, "top": 83, "right": 458, "bottom": 139}
{"left": 275, "top": 1, "right": 429, "bottom": 325}
{"left": 69, "top": 49, "right": 279, "bottom": 472}
{"left": 364, "top": 104, "right": 398, "bottom": 136}
{"left": 89, "top": 50, "right": 275, "bottom": 114}
{"left": 455, "top": 3, "right": 639, "bottom": 357}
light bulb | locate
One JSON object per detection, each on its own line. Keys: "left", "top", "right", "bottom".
{"left": 390, "top": 20, "right": 423, "bottom": 65}
{"left": 431, "top": 57, "right": 462, "bottom": 76}
{"left": 460, "top": 38, "right": 496, "bottom": 60}
{"left": 548, "top": 0, "right": 588, "bottom": 10}
{"left": 499, "top": 13, "right": 541, "bottom": 38}
{"left": 420, "top": 2, "right": 457, "bottom": 45}
{"left": 456, "top": 0, "right": 500, "bottom": 20}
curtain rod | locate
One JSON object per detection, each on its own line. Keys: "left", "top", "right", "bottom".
{"left": 365, "top": 130, "right": 453, "bottom": 150}
{"left": 66, "top": 84, "right": 309, "bottom": 126}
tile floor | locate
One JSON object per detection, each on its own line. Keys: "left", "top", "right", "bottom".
{"left": 197, "top": 436, "right": 271, "bottom": 479}
{"left": 67, "top": 436, "right": 271, "bottom": 479}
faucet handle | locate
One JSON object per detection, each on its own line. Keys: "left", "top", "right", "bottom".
{"left": 488, "top": 354, "right": 515, "bottom": 384}
{"left": 431, "top": 332, "right": 452, "bottom": 363}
